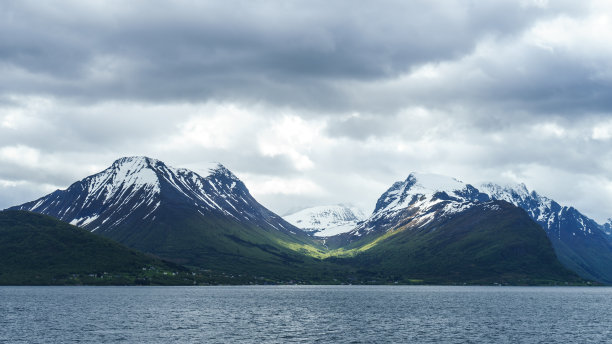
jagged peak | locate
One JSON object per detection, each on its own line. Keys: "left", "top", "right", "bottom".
{"left": 90, "top": 157, "right": 243, "bottom": 196}
{"left": 513, "top": 182, "right": 529, "bottom": 193}
{"left": 207, "top": 162, "right": 226, "bottom": 172}
{"left": 480, "top": 181, "right": 535, "bottom": 199}
{"left": 206, "top": 162, "right": 240, "bottom": 181}
{"left": 480, "top": 182, "right": 554, "bottom": 207}
{"left": 372, "top": 172, "right": 471, "bottom": 214}
{"left": 84, "top": 156, "right": 163, "bottom": 195}
{"left": 109, "top": 157, "right": 239, "bottom": 181}
{"left": 481, "top": 181, "right": 527, "bottom": 192}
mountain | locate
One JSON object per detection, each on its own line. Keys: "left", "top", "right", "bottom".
{"left": 324, "top": 173, "right": 585, "bottom": 284}
{"left": 7, "top": 159, "right": 602, "bottom": 285}
{"left": 480, "top": 183, "right": 612, "bottom": 283}
{"left": 0, "top": 210, "right": 190, "bottom": 285}
{"left": 340, "top": 201, "right": 582, "bottom": 285}
{"left": 340, "top": 173, "right": 489, "bottom": 239}
{"left": 9, "top": 157, "right": 327, "bottom": 280}
{"left": 12, "top": 157, "right": 296, "bottom": 236}
{"left": 284, "top": 204, "right": 366, "bottom": 237}
{"left": 603, "top": 218, "right": 612, "bottom": 236}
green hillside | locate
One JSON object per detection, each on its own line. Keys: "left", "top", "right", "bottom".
{"left": 330, "top": 202, "right": 585, "bottom": 285}
{"left": 101, "top": 206, "right": 352, "bottom": 283}
{"left": 0, "top": 205, "right": 590, "bottom": 286}
{"left": 0, "top": 211, "right": 193, "bottom": 285}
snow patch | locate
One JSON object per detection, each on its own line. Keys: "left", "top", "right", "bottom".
{"left": 284, "top": 204, "right": 366, "bottom": 237}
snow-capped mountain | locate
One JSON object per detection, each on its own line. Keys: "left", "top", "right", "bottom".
{"left": 480, "top": 182, "right": 612, "bottom": 283}
{"left": 346, "top": 172, "right": 610, "bottom": 243}
{"left": 8, "top": 156, "right": 330, "bottom": 278}
{"left": 323, "top": 173, "right": 580, "bottom": 284}
{"left": 10, "top": 156, "right": 297, "bottom": 236}
{"left": 346, "top": 172, "right": 490, "bottom": 237}
{"left": 284, "top": 204, "right": 366, "bottom": 237}
{"left": 336, "top": 171, "right": 612, "bottom": 283}
{"left": 480, "top": 183, "right": 603, "bottom": 240}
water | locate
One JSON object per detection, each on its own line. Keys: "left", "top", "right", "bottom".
{"left": 1, "top": 286, "right": 611, "bottom": 343}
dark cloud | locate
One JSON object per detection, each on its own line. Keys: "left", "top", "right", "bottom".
{"left": 448, "top": 47, "right": 612, "bottom": 116}
{"left": 0, "top": 0, "right": 585, "bottom": 111}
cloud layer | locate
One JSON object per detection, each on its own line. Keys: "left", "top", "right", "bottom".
{"left": 1, "top": 0, "right": 611, "bottom": 222}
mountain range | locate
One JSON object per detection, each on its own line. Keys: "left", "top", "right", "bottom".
{"left": 4, "top": 156, "right": 609, "bottom": 285}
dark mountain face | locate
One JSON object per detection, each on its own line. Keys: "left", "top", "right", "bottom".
{"left": 343, "top": 201, "right": 582, "bottom": 285}
{"left": 0, "top": 210, "right": 184, "bottom": 285}
{"left": 480, "top": 183, "right": 612, "bottom": 283}
{"left": 9, "top": 157, "right": 319, "bottom": 273}
{"left": 480, "top": 183, "right": 603, "bottom": 241}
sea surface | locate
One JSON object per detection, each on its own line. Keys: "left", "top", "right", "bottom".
{"left": 1, "top": 285, "right": 611, "bottom": 343}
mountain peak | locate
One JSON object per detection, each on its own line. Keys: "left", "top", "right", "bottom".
{"left": 372, "top": 172, "right": 472, "bottom": 214}
{"left": 112, "top": 156, "right": 160, "bottom": 168}
{"left": 206, "top": 162, "right": 239, "bottom": 180}
{"left": 10, "top": 157, "right": 298, "bottom": 237}
{"left": 406, "top": 172, "right": 466, "bottom": 194}
{"left": 111, "top": 157, "right": 234, "bottom": 180}
{"left": 104, "top": 156, "right": 163, "bottom": 186}
{"left": 480, "top": 182, "right": 546, "bottom": 206}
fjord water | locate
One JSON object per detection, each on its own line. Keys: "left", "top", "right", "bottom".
{"left": 2, "top": 286, "right": 611, "bottom": 343}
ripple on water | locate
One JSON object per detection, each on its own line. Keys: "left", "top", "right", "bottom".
{"left": 1, "top": 286, "right": 612, "bottom": 343}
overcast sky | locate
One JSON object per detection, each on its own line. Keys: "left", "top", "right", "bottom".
{"left": 1, "top": 0, "right": 612, "bottom": 223}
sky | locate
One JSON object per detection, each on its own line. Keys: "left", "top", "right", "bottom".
{"left": 1, "top": 0, "right": 612, "bottom": 223}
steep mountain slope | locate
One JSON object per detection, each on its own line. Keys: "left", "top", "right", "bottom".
{"left": 480, "top": 183, "right": 612, "bottom": 283}
{"left": 0, "top": 211, "right": 187, "bottom": 285}
{"left": 325, "top": 173, "right": 586, "bottom": 284}
{"left": 10, "top": 157, "right": 325, "bottom": 278}
{"left": 341, "top": 202, "right": 582, "bottom": 284}
{"left": 284, "top": 204, "right": 366, "bottom": 237}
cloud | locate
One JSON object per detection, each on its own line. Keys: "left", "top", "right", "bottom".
{"left": 592, "top": 120, "right": 612, "bottom": 140}
{"left": 0, "top": 0, "right": 587, "bottom": 110}
{"left": 1, "top": 1, "right": 612, "bottom": 223}
{"left": 257, "top": 115, "right": 327, "bottom": 171}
